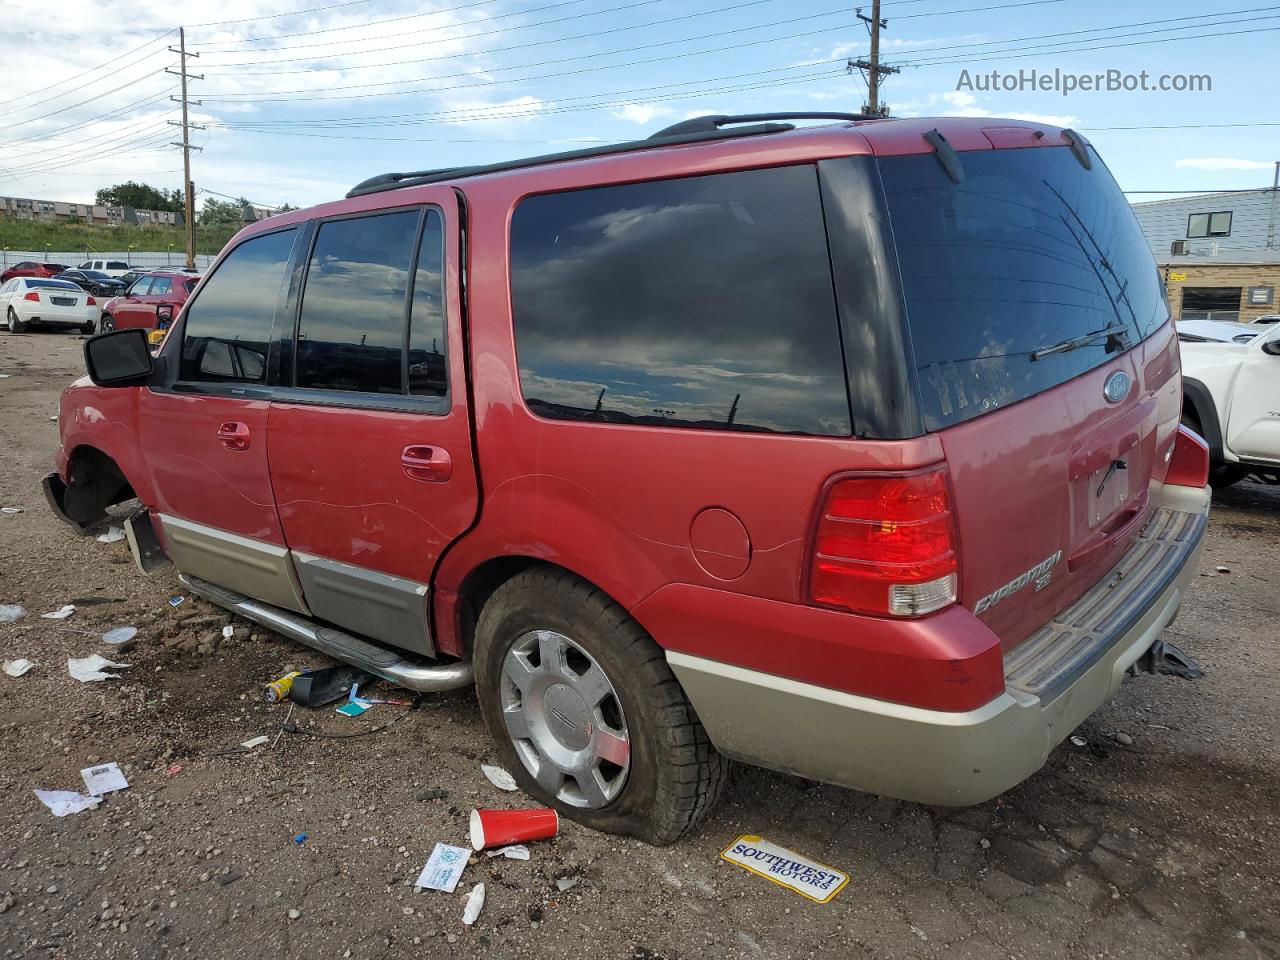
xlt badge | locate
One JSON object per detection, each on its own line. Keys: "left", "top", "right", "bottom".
{"left": 974, "top": 550, "right": 1063, "bottom": 615}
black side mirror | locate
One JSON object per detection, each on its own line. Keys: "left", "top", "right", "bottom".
{"left": 1262, "top": 339, "right": 1280, "bottom": 357}
{"left": 84, "top": 329, "right": 154, "bottom": 386}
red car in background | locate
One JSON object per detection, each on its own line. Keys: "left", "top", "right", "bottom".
{"left": 100, "top": 270, "right": 201, "bottom": 339}
{"left": 1, "top": 261, "right": 70, "bottom": 284}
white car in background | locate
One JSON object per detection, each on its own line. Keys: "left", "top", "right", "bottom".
{"left": 0, "top": 277, "right": 99, "bottom": 334}
{"left": 77, "top": 259, "right": 132, "bottom": 279}
{"left": 1175, "top": 319, "right": 1266, "bottom": 345}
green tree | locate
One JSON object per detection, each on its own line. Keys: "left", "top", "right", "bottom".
{"left": 199, "top": 196, "right": 251, "bottom": 225}
{"left": 94, "top": 181, "right": 183, "bottom": 212}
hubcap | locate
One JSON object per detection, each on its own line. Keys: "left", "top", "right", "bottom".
{"left": 500, "top": 630, "right": 630, "bottom": 809}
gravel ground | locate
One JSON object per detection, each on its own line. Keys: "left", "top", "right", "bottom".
{"left": 1, "top": 330, "right": 1278, "bottom": 960}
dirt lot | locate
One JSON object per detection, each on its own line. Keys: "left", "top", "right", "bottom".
{"left": 1, "top": 330, "right": 1277, "bottom": 960}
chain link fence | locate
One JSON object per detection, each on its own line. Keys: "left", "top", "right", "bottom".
{"left": 1, "top": 250, "right": 217, "bottom": 271}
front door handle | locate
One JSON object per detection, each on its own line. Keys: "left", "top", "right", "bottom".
{"left": 401, "top": 445, "right": 451, "bottom": 482}
{"left": 216, "top": 421, "right": 251, "bottom": 451}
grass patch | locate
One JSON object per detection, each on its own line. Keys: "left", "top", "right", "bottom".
{"left": 0, "top": 219, "right": 240, "bottom": 257}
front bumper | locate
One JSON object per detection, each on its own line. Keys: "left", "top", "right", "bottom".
{"left": 667, "top": 482, "right": 1211, "bottom": 807}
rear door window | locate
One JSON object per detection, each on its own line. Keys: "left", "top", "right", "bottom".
{"left": 875, "top": 146, "right": 1166, "bottom": 430}
{"left": 150, "top": 276, "right": 173, "bottom": 296}
{"left": 180, "top": 228, "right": 297, "bottom": 383}
{"left": 295, "top": 210, "right": 420, "bottom": 395}
{"left": 509, "top": 165, "right": 851, "bottom": 436}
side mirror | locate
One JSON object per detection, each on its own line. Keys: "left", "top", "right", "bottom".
{"left": 1262, "top": 339, "right": 1280, "bottom": 357}
{"left": 84, "top": 329, "right": 154, "bottom": 386}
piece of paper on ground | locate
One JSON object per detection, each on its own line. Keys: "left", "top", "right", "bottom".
{"left": 67, "top": 655, "right": 131, "bottom": 682}
{"left": 35, "top": 789, "right": 102, "bottom": 817}
{"left": 414, "top": 843, "right": 470, "bottom": 893}
{"left": 3, "top": 659, "right": 35, "bottom": 678}
{"left": 81, "top": 762, "right": 129, "bottom": 795}
{"left": 480, "top": 764, "right": 518, "bottom": 791}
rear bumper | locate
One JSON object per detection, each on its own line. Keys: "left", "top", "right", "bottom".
{"left": 667, "top": 482, "right": 1211, "bottom": 806}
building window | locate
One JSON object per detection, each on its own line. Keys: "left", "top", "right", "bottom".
{"left": 1180, "top": 286, "right": 1242, "bottom": 323}
{"left": 1187, "top": 211, "right": 1232, "bottom": 238}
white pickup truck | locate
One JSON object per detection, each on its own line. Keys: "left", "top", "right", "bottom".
{"left": 1181, "top": 324, "right": 1280, "bottom": 487}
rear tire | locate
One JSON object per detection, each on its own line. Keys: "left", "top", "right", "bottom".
{"left": 7, "top": 308, "right": 24, "bottom": 333}
{"left": 80, "top": 319, "right": 96, "bottom": 335}
{"left": 473, "top": 567, "right": 728, "bottom": 846}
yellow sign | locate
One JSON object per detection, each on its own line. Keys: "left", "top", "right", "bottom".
{"left": 1169, "top": 271, "right": 1188, "bottom": 282}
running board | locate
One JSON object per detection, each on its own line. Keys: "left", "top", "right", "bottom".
{"left": 178, "top": 573, "right": 473, "bottom": 693}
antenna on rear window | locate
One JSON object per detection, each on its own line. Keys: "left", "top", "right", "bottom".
{"left": 923, "top": 128, "right": 964, "bottom": 184}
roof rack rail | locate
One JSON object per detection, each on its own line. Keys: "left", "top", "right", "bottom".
{"left": 648, "top": 112, "right": 880, "bottom": 139}
{"left": 345, "top": 112, "right": 871, "bottom": 199}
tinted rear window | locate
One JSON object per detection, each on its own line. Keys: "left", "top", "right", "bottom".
{"left": 878, "top": 146, "right": 1165, "bottom": 431}
{"left": 510, "top": 165, "right": 851, "bottom": 436}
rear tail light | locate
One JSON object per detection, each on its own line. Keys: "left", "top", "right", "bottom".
{"left": 23, "top": 291, "right": 39, "bottom": 302}
{"left": 809, "top": 467, "right": 958, "bottom": 617}
{"left": 86, "top": 296, "right": 96, "bottom": 306}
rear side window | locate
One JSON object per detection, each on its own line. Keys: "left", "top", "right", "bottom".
{"left": 296, "top": 210, "right": 420, "bottom": 395}
{"left": 509, "top": 166, "right": 851, "bottom": 436}
{"left": 106, "top": 261, "right": 129, "bottom": 270}
{"left": 180, "top": 228, "right": 297, "bottom": 383}
{"left": 875, "top": 147, "right": 1166, "bottom": 431}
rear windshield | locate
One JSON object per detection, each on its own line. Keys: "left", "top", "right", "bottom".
{"left": 25, "top": 279, "right": 79, "bottom": 290}
{"left": 879, "top": 146, "right": 1166, "bottom": 431}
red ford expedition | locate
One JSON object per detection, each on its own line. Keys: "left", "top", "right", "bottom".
{"left": 44, "top": 114, "right": 1212, "bottom": 845}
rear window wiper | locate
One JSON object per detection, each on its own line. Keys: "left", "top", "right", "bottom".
{"left": 1030, "top": 323, "right": 1131, "bottom": 362}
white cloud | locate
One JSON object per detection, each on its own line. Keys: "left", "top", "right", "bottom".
{"left": 894, "top": 91, "right": 1075, "bottom": 127}
{"left": 1175, "top": 157, "right": 1275, "bottom": 171}
{"left": 611, "top": 103, "right": 673, "bottom": 125}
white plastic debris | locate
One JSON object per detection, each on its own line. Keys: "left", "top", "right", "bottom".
{"left": 481, "top": 764, "right": 518, "bottom": 791}
{"left": 35, "top": 789, "right": 102, "bottom": 817}
{"left": 102, "top": 626, "right": 137, "bottom": 645}
{"left": 222, "top": 625, "right": 234, "bottom": 640}
{"left": 461, "top": 883, "right": 486, "bottom": 926}
{"left": 41, "top": 604, "right": 76, "bottom": 620}
{"left": 0, "top": 604, "right": 27, "bottom": 623}
{"left": 486, "top": 845, "right": 531, "bottom": 861}
{"left": 1070, "top": 735, "right": 1088, "bottom": 747}
{"left": 1215, "top": 565, "right": 1230, "bottom": 573}
{"left": 81, "top": 762, "right": 129, "bottom": 795}
{"left": 96, "top": 526, "right": 125, "bottom": 544}
{"left": 241, "top": 736, "right": 269, "bottom": 750}
{"left": 3, "top": 659, "right": 35, "bottom": 678}
{"left": 67, "top": 655, "right": 131, "bottom": 682}
{"left": 1, "top": 506, "right": 23, "bottom": 514}
{"left": 415, "top": 843, "right": 470, "bottom": 893}
{"left": 555, "top": 876, "right": 580, "bottom": 893}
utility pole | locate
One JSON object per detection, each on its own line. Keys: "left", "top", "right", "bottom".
{"left": 1267, "top": 160, "right": 1279, "bottom": 250}
{"left": 166, "top": 27, "right": 204, "bottom": 269}
{"left": 848, "top": 1, "right": 900, "bottom": 117}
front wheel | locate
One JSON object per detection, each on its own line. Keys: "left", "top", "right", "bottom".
{"left": 7, "top": 308, "right": 24, "bottom": 333}
{"left": 473, "top": 567, "right": 728, "bottom": 846}
{"left": 100, "top": 314, "right": 115, "bottom": 333}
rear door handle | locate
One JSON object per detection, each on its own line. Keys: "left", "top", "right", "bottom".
{"left": 216, "top": 421, "right": 251, "bottom": 451}
{"left": 401, "top": 445, "right": 451, "bottom": 482}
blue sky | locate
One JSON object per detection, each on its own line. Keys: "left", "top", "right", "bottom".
{"left": 1, "top": 0, "right": 1277, "bottom": 210}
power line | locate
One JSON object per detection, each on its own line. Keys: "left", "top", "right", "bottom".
{"left": 188, "top": 0, "right": 376, "bottom": 29}
{"left": 0, "top": 29, "right": 175, "bottom": 108}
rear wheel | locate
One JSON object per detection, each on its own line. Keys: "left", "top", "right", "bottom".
{"left": 7, "top": 308, "right": 24, "bottom": 333}
{"left": 80, "top": 319, "right": 96, "bottom": 335}
{"left": 473, "top": 567, "right": 728, "bottom": 845}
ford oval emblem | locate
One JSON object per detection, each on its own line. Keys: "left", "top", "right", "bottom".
{"left": 1103, "top": 371, "right": 1131, "bottom": 404}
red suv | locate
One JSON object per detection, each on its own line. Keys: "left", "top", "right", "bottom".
{"left": 1, "top": 261, "right": 69, "bottom": 284}
{"left": 100, "top": 270, "right": 201, "bottom": 339}
{"left": 44, "top": 114, "right": 1211, "bottom": 844}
